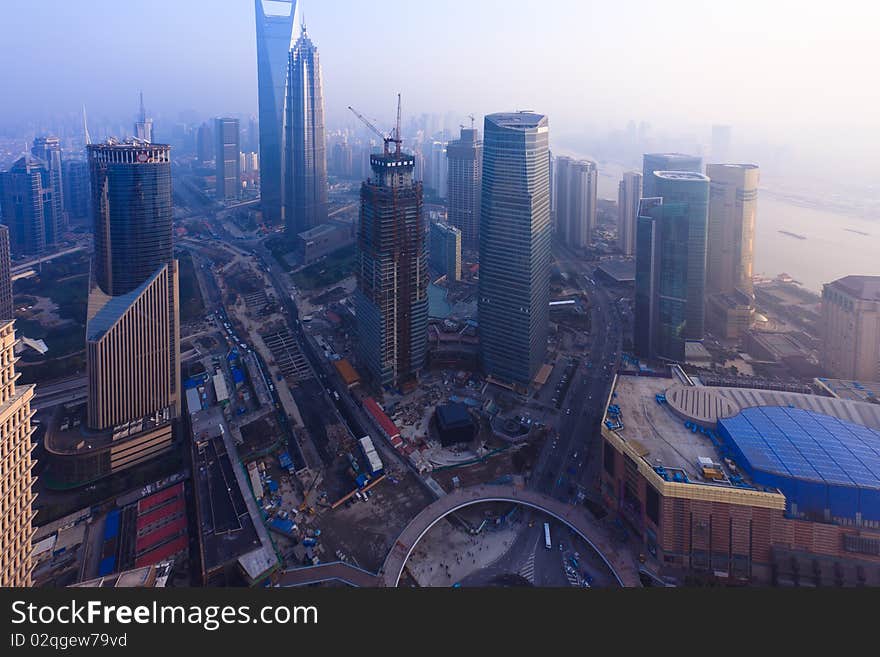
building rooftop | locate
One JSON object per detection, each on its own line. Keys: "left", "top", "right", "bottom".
{"left": 718, "top": 406, "right": 880, "bottom": 491}
{"left": 815, "top": 378, "right": 880, "bottom": 403}
{"left": 486, "top": 111, "right": 547, "bottom": 130}
{"left": 608, "top": 374, "right": 880, "bottom": 491}
{"left": 826, "top": 275, "right": 880, "bottom": 301}
{"left": 595, "top": 259, "right": 636, "bottom": 283}
{"left": 652, "top": 170, "right": 710, "bottom": 182}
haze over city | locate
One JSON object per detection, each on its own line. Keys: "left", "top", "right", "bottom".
{"left": 3, "top": 0, "right": 879, "bottom": 188}
{"left": 3, "top": 0, "right": 880, "bottom": 606}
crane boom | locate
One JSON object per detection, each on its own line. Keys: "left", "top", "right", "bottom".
{"left": 348, "top": 96, "right": 404, "bottom": 156}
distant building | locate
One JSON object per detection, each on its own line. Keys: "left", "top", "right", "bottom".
{"left": 196, "top": 121, "right": 214, "bottom": 164}
{"left": 355, "top": 147, "right": 428, "bottom": 389}
{"left": 295, "top": 218, "right": 355, "bottom": 265}
{"left": 428, "top": 140, "right": 447, "bottom": 199}
{"left": 429, "top": 221, "right": 461, "bottom": 282}
{"left": 284, "top": 22, "right": 328, "bottom": 235}
{"left": 555, "top": 156, "right": 597, "bottom": 248}
{"left": 134, "top": 92, "right": 153, "bottom": 143}
{"left": 0, "top": 320, "right": 35, "bottom": 586}
{"left": 711, "top": 124, "right": 732, "bottom": 162}
{"left": 635, "top": 171, "right": 710, "bottom": 361}
{"left": 617, "top": 171, "right": 642, "bottom": 256}
{"left": 446, "top": 126, "right": 482, "bottom": 249}
{"left": 62, "top": 159, "right": 90, "bottom": 224}
{"left": 705, "top": 163, "right": 759, "bottom": 339}
{"left": 0, "top": 154, "right": 57, "bottom": 256}
{"left": 215, "top": 117, "right": 241, "bottom": 200}
{"left": 641, "top": 153, "right": 702, "bottom": 199}
{"left": 255, "top": 0, "right": 297, "bottom": 223}
{"left": 32, "top": 136, "right": 66, "bottom": 237}
{"left": 821, "top": 276, "right": 880, "bottom": 382}
{"left": 479, "top": 111, "right": 551, "bottom": 385}
{"left": 0, "top": 226, "right": 12, "bottom": 320}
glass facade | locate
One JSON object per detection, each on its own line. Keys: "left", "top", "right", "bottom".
{"left": 215, "top": 117, "right": 241, "bottom": 201}
{"left": 478, "top": 112, "right": 551, "bottom": 385}
{"left": 641, "top": 153, "right": 702, "bottom": 199}
{"left": 634, "top": 172, "right": 709, "bottom": 361}
{"left": 284, "top": 24, "right": 328, "bottom": 235}
{"left": 88, "top": 144, "right": 173, "bottom": 296}
{"left": 255, "top": 0, "right": 297, "bottom": 224}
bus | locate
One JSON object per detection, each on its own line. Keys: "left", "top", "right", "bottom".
{"left": 543, "top": 522, "right": 552, "bottom": 550}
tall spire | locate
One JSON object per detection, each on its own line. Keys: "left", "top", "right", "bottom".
{"left": 82, "top": 104, "right": 92, "bottom": 146}
{"left": 139, "top": 91, "right": 146, "bottom": 123}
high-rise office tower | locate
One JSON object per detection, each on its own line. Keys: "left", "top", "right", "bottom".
{"left": 0, "top": 226, "right": 12, "bottom": 320}
{"left": 821, "top": 276, "right": 880, "bottom": 382}
{"left": 428, "top": 141, "right": 448, "bottom": 199}
{"left": 711, "top": 124, "right": 731, "bottom": 162}
{"left": 635, "top": 171, "right": 709, "bottom": 362}
{"left": 479, "top": 112, "right": 551, "bottom": 385}
{"left": 31, "top": 136, "right": 65, "bottom": 239}
{"left": 355, "top": 146, "right": 428, "bottom": 389}
{"left": 447, "top": 126, "right": 482, "bottom": 250}
{"left": 0, "top": 227, "right": 11, "bottom": 322}
{"left": 642, "top": 153, "right": 702, "bottom": 199}
{"left": 86, "top": 139, "right": 180, "bottom": 433}
{"left": 196, "top": 121, "right": 214, "bottom": 164}
{"left": 617, "top": 171, "right": 642, "bottom": 256}
{"left": 555, "top": 156, "right": 597, "bottom": 248}
{"left": 705, "top": 163, "right": 759, "bottom": 338}
{"left": 255, "top": 0, "right": 297, "bottom": 224}
{"left": 62, "top": 159, "right": 90, "bottom": 224}
{"left": 429, "top": 221, "right": 461, "bottom": 282}
{"left": 0, "top": 320, "right": 35, "bottom": 586}
{"left": 0, "top": 155, "right": 55, "bottom": 256}
{"left": 284, "top": 22, "right": 328, "bottom": 235}
{"left": 134, "top": 92, "right": 153, "bottom": 143}
{"left": 215, "top": 117, "right": 241, "bottom": 201}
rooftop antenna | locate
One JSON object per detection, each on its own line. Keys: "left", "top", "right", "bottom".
{"left": 139, "top": 91, "right": 146, "bottom": 123}
{"left": 395, "top": 93, "right": 402, "bottom": 155}
{"left": 468, "top": 113, "right": 475, "bottom": 130}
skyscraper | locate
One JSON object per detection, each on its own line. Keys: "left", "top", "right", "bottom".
{"left": 446, "top": 126, "right": 482, "bottom": 250}
{"left": 32, "top": 136, "right": 65, "bottom": 239}
{"left": 479, "top": 112, "right": 551, "bottom": 385}
{"left": 429, "top": 221, "right": 462, "bottom": 282}
{"left": 0, "top": 155, "right": 55, "bottom": 256}
{"left": 86, "top": 139, "right": 180, "bottom": 432}
{"left": 821, "top": 276, "right": 880, "bottom": 382}
{"left": 284, "top": 22, "right": 328, "bottom": 235}
{"left": 642, "top": 153, "right": 702, "bottom": 198}
{"left": 355, "top": 146, "right": 428, "bottom": 390}
{"left": 617, "top": 171, "right": 642, "bottom": 256}
{"left": 635, "top": 171, "right": 709, "bottom": 362}
{"left": 134, "top": 92, "right": 153, "bottom": 143}
{"left": 555, "top": 156, "right": 597, "bottom": 249}
{"left": 0, "top": 320, "right": 35, "bottom": 586}
{"left": 705, "top": 163, "right": 759, "bottom": 338}
{"left": 0, "top": 226, "right": 12, "bottom": 320}
{"left": 215, "top": 117, "right": 241, "bottom": 201}
{"left": 255, "top": 0, "right": 297, "bottom": 224}
{"left": 62, "top": 159, "right": 90, "bottom": 224}
{"left": 196, "top": 121, "right": 214, "bottom": 164}
{"left": 428, "top": 140, "right": 448, "bottom": 199}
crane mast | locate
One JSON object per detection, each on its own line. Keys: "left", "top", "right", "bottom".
{"left": 348, "top": 95, "right": 404, "bottom": 156}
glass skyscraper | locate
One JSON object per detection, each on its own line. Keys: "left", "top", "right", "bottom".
{"left": 0, "top": 155, "right": 55, "bottom": 256}
{"left": 255, "top": 0, "right": 297, "bottom": 224}
{"left": 32, "top": 136, "right": 66, "bottom": 240}
{"left": 635, "top": 171, "right": 709, "bottom": 362}
{"left": 642, "top": 153, "right": 702, "bottom": 199}
{"left": 478, "top": 112, "right": 551, "bottom": 385}
{"left": 446, "top": 126, "right": 482, "bottom": 250}
{"left": 215, "top": 117, "right": 241, "bottom": 201}
{"left": 284, "top": 23, "right": 328, "bottom": 235}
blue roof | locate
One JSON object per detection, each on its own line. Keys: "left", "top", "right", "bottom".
{"left": 718, "top": 406, "right": 880, "bottom": 490}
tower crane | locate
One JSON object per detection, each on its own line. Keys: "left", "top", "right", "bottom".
{"left": 348, "top": 94, "right": 403, "bottom": 156}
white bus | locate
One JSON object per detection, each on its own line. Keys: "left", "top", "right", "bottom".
{"left": 543, "top": 522, "right": 552, "bottom": 550}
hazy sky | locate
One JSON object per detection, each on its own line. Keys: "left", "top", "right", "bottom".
{"left": 2, "top": 1, "right": 878, "bottom": 178}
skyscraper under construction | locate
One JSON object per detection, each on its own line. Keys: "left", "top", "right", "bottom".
{"left": 354, "top": 140, "right": 428, "bottom": 390}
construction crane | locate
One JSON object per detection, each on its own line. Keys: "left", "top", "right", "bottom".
{"left": 348, "top": 93, "right": 403, "bottom": 156}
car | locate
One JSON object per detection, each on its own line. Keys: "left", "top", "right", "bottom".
{"left": 558, "top": 543, "right": 564, "bottom": 551}
{"left": 565, "top": 408, "right": 571, "bottom": 415}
